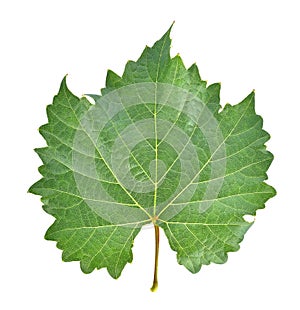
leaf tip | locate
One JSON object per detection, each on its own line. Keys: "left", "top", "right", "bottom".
{"left": 269, "top": 185, "right": 277, "bottom": 198}
{"left": 59, "top": 74, "right": 71, "bottom": 94}
{"left": 61, "top": 74, "right": 69, "bottom": 87}
{"left": 160, "top": 22, "right": 175, "bottom": 41}
{"left": 168, "top": 20, "right": 175, "bottom": 33}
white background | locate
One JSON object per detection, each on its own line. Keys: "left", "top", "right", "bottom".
{"left": 1, "top": 0, "right": 299, "bottom": 309}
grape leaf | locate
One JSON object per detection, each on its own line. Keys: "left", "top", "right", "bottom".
{"left": 29, "top": 24, "right": 276, "bottom": 291}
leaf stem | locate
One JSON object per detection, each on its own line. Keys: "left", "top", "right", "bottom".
{"left": 150, "top": 224, "right": 160, "bottom": 292}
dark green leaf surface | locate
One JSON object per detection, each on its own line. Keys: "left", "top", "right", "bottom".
{"left": 29, "top": 25, "right": 275, "bottom": 280}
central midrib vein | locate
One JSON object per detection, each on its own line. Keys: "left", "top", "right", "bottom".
{"left": 153, "top": 82, "right": 158, "bottom": 216}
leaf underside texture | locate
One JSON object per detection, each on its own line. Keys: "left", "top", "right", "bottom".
{"left": 29, "top": 25, "right": 276, "bottom": 279}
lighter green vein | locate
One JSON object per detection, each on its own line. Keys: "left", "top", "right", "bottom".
{"left": 46, "top": 156, "right": 120, "bottom": 185}
{"left": 115, "top": 87, "right": 155, "bottom": 151}
{"left": 48, "top": 219, "right": 151, "bottom": 236}
{"left": 169, "top": 191, "right": 272, "bottom": 206}
{"left": 48, "top": 186, "right": 137, "bottom": 206}
{"left": 132, "top": 83, "right": 156, "bottom": 118}
{"left": 210, "top": 135, "right": 270, "bottom": 163}
{"left": 191, "top": 158, "right": 271, "bottom": 185}
{"left": 97, "top": 101, "right": 154, "bottom": 185}
{"left": 63, "top": 89, "right": 152, "bottom": 219}
{"left": 113, "top": 224, "right": 139, "bottom": 276}
{"left": 157, "top": 97, "right": 254, "bottom": 218}
{"left": 156, "top": 114, "right": 200, "bottom": 186}
{"left": 64, "top": 228, "right": 97, "bottom": 260}
{"left": 86, "top": 226, "right": 119, "bottom": 270}
{"left": 152, "top": 33, "right": 170, "bottom": 216}
{"left": 157, "top": 59, "right": 186, "bottom": 143}
{"left": 153, "top": 83, "right": 159, "bottom": 215}
{"left": 159, "top": 219, "right": 249, "bottom": 226}
{"left": 156, "top": 99, "right": 215, "bottom": 186}
{"left": 183, "top": 223, "right": 225, "bottom": 262}
{"left": 165, "top": 222, "right": 194, "bottom": 267}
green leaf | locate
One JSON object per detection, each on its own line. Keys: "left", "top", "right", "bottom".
{"left": 29, "top": 25, "right": 276, "bottom": 289}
